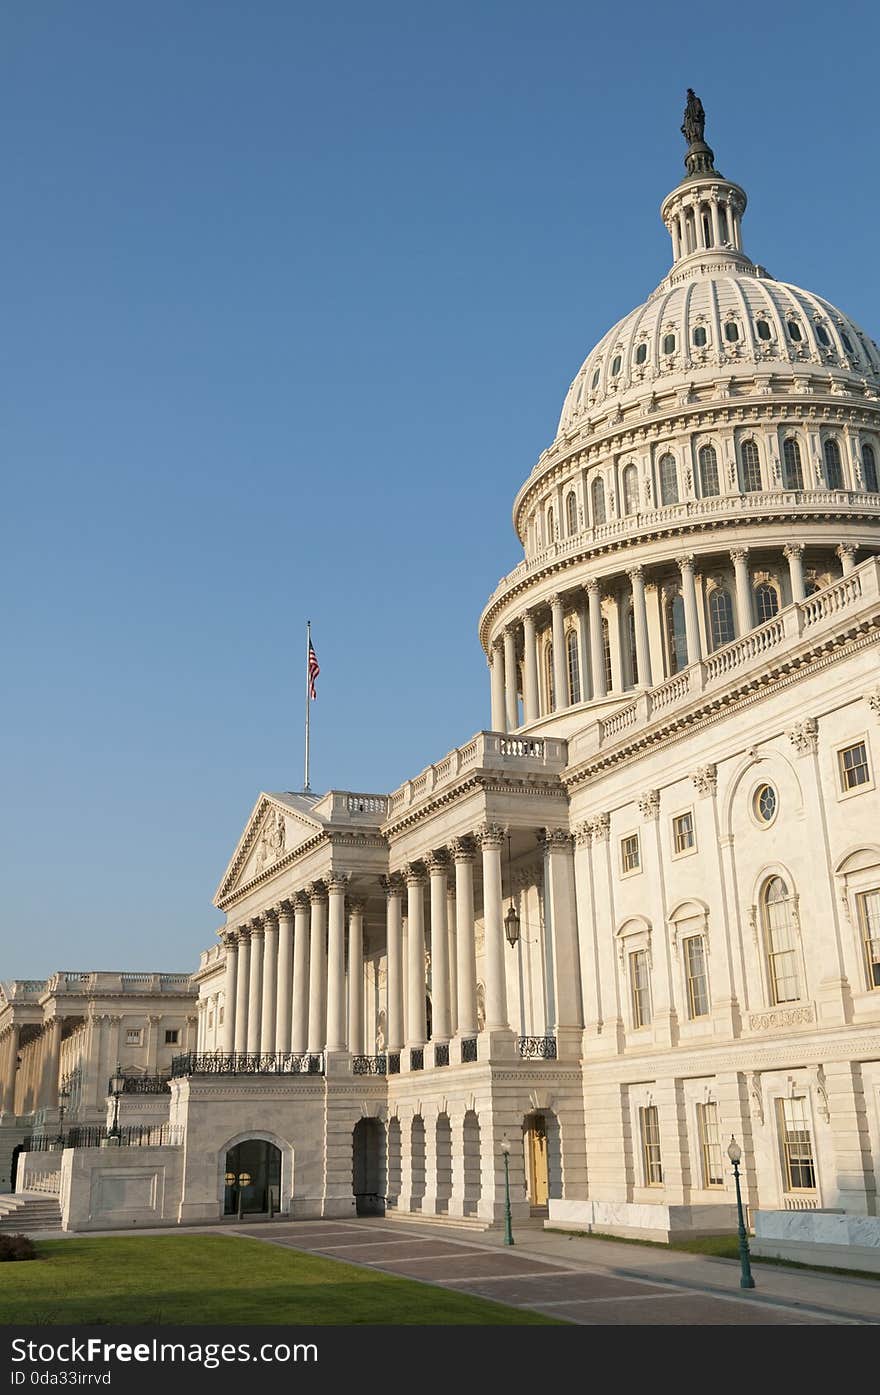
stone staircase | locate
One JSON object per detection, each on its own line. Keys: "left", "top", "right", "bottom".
{"left": 0, "top": 1192, "right": 62, "bottom": 1233}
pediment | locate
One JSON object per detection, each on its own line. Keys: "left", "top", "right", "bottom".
{"left": 214, "top": 792, "right": 325, "bottom": 905}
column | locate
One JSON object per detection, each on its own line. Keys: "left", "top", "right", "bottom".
{"left": 40, "top": 1017, "right": 62, "bottom": 1110}
{"left": 146, "top": 1014, "right": 161, "bottom": 1073}
{"left": 275, "top": 905, "right": 294, "bottom": 1052}
{"left": 837, "top": 543, "right": 857, "bottom": 576}
{"left": 731, "top": 547, "right": 752, "bottom": 635}
{"left": 542, "top": 830, "right": 584, "bottom": 1059}
{"left": 607, "top": 589, "right": 623, "bottom": 692}
{"left": 246, "top": 923, "right": 264, "bottom": 1053}
{"left": 1, "top": 1024, "right": 20, "bottom": 1114}
{"left": 307, "top": 884, "right": 328, "bottom": 1054}
{"left": 383, "top": 876, "right": 404, "bottom": 1054}
{"left": 522, "top": 610, "right": 539, "bottom": 723}
{"left": 347, "top": 900, "right": 365, "bottom": 1057}
{"left": 784, "top": 543, "right": 806, "bottom": 603}
{"left": 628, "top": 565, "right": 652, "bottom": 687}
{"left": 710, "top": 200, "right": 721, "bottom": 247}
{"left": 291, "top": 894, "right": 310, "bottom": 1054}
{"left": 587, "top": 579, "right": 606, "bottom": 699}
{"left": 234, "top": 930, "right": 250, "bottom": 1053}
{"left": 427, "top": 854, "right": 451, "bottom": 1045}
{"left": 326, "top": 874, "right": 348, "bottom": 1053}
{"left": 677, "top": 554, "right": 703, "bottom": 663}
{"left": 260, "top": 911, "right": 278, "bottom": 1053}
{"left": 451, "top": 840, "right": 478, "bottom": 1037}
{"left": 503, "top": 627, "right": 518, "bottom": 731}
{"left": 489, "top": 642, "right": 506, "bottom": 732}
{"left": 550, "top": 594, "right": 567, "bottom": 709}
{"left": 222, "top": 932, "right": 238, "bottom": 1051}
{"left": 405, "top": 865, "right": 427, "bottom": 1048}
{"left": 479, "top": 825, "right": 509, "bottom": 1032}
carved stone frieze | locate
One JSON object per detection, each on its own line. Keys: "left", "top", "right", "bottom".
{"left": 638, "top": 789, "right": 660, "bottom": 821}
{"left": 787, "top": 716, "right": 818, "bottom": 755}
{"left": 691, "top": 763, "right": 718, "bottom": 797}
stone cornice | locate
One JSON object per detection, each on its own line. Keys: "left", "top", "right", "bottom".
{"left": 382, "top": 771, "right": 566, "bottom": 841}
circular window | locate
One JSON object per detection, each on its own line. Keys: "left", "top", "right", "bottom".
{"left": 753, "top": 783, "right": 778, "bottom": 825}
{"left": 693, "top": 326, "right": 707, "bottom": 347}
{"left": 756, "top": 319, "right": 772, "bottom": 341}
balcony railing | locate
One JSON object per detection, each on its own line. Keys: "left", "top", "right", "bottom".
{"left": 23, "top": 1124, "right": 183, "bottom": 1150}
{"left": 112, "top": 1075, "right": 171, "bottom": 1095}
{"left": 387, "top": 1053, "right": 401, "bottom": 1075}
{"left": 517, "top": 1036, "right": 558, "bottom": 1060}
{"left": 352, "top": 1055, "right": 387, "bottom": 1076}
{"left": 170, "top": 1051, "right": 324, "bottom": 1078}
{"left": 434, "top": 1043, "right": 450, "bottom": 1067}
{"left": 410, "top": 1048, "right": 424, "bottom": 1071}
{"left": 461, "top": 1038, "right": 478, "bottom": 1063}
{"left": 387, "top": 731, "right": 568, "bottom": 818}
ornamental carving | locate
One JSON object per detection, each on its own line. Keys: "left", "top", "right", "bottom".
{"left": 866, "top": 687, "right": 880, "bottom": 718}
{"left": 574, "top": 821, "right": 592, "bottom": 846}
{"left": 380, "top": 874, "right": 404, "bottom": 898}
{"left": 787, "top": 717, "right": 818, "bottom": 756}
{"left": 257, "top": 810, "right": 286, "bottom": 870}
{"left": 478, "top": 823, "right": 506, "bottom": 850}
{"left": 691, "top": 763, "right": 718, "bottom": 797}
{"left": 812, "top": 1064, "right": 830, "bottom": 1122}
{"left": 748, "top": 1071, "right": 764, "bottom": 1125}
{"left": 638, "top": 789, "right": 660, "bottom": 821}
{"left": 541, "top": 827, "right": 574, "bottom": 851}
{"left": 748, "top": 1006, "right": 815, "bottom": 1032}
{"left": 589, "top": 813, "right": 611, "bottom": 842}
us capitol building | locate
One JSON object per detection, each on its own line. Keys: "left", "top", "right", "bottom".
{"left": 3, "top": 95, "right": 880, "bottom": 1266}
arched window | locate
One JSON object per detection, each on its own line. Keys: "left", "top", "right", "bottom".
{"left": 756, "top": 319, "right": 772, "bottom": 341}
{"left": 782, "top": 438, "right": 804, "bottom": 490}
{"left": 546, "top": 506, "right": 555, "bottom": 542}
{"left": 565, "top": 491, "right": 578, "bottom": 535}
{"left": 662, "top": 333, "right": 676, "bottom": 354}
{"left": 635, "top": 343, "right": 648, "bottom": 365}
{"left": 701, "top": 206, "right": 711, "bottom": 247}
{"left": 611, "top": 355, "right": 621, "bottom": 376}
{"left": 709, "top": 589, "right": 735, "bottom": 648}
{"left": 566, "top": 630, "right": 581, "bottom": 706}
{"left": 740, "top": 439, "right": 762, "bottom": 492}
{"left": 626, "top": 605, "right": 638, "bottom": 686}
{"left": 863, "top": 443, "right": 879, "bottom": 493}
{"left": 693, "top": 326, "right": 708, "bottom": 348}
{"left": 755, "top": 582, "right": 779, "bottom": 623}
{"left": 591, "top": 367, "right": 600, "bottom": 389}
{"left": 823, "top": 438, "right": 844, "bottom": 490}
{"left": 622, "top": 464, "right": 639, "bottom": 515}
{"left": 591, "top": 477, "right": 606, "bottom": 525}
{"left": 762, "top": 876, "right": 801, "bottom": 1005}
{"left": 659, "top": 453, "right": 679, "bottom": 505}
{"left": 545, "top": 643, "right": 554, "bottom": 712}
{"left": 666, "top": 592, "right": 688, "bottom": 674}
{"left": 698, "top": 444, "right": 720, "bottom": 497}
{"left": 601, "top": 617, "right": 613, "bottom": 693}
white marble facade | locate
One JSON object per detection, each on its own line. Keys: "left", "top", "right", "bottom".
{"left": 13, "top": 98, "right": 880, "bottom": 1241}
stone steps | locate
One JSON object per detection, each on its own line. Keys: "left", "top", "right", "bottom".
{"left": 0, "top": 1194, "right": 62, "bottom": 1232}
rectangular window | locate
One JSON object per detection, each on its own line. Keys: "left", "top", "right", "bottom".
{"left": 629, "top": 949, "right": 652, "bottom": 1028}
{"left": 639, "top": 1105, "right": 663, "bottom": 1186}
{"left": 164, "top": 1029, "right": 179, "bottom": 1045}
{"left": 696, "top": 1101, "right": 724, "bottom": 1187}
{"left": 839, "top": 740, "right": 870, "bottom": 792}
{"left": 125, "top": 1029, "right": 142, "bottom": 1046}
{"left": 684, "top": 936, "right": 711, "bottom": 1018}
{"left": 857, "top": 889, "right": 880, "bottom": 989}
{"left": 621, "top": 833, "right": 640, "bottom": 873}
{"left": 778, "top": 1097, "right": 817, "bottom": 1192}
{"left": 673, "top": 811, "right": 695, "bottom": 853}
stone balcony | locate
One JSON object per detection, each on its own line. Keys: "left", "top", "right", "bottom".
{"left": 483, "top": 488, "right": 880, "bottom": 626}
{"left": 567, "top": 556, "right": 880, "bottom": 767}
{"left": 385, "top": 731, "right": 569, "bottom": 820}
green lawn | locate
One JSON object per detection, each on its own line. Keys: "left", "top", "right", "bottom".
{"left": 0, "top": 1235, "right": 564, "bottom": 1325}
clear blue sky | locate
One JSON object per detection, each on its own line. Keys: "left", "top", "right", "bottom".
{"left": 3, "top": 1, "right": 878, "bottom": 977}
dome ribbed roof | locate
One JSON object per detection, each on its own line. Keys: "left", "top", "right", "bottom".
{"left": 558, "top": 266, "right": 880, "bottom": 438}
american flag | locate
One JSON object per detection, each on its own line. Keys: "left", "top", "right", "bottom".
{"left": 307, "top": 639, "right": 320, "bottom": 699}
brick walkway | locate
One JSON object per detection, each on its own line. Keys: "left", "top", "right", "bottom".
{"left": 232, "top": 1219, "right": 864, "bottom": 1325}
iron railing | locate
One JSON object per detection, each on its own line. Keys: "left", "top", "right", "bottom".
{"left": 387, "top": 1053, "right": 401, "bottom": 1075}
{"left": 22, "top": 1124, "right": 183, "bottom": 1150}
{"left": 410, "top": 1048, "right": 424, "bottom": 1072}
{"left": 352, "top": 1055, "right": 387, "bottom": 1075}
{"left": 461, "top": 1038, "right": 478, "bottom": 1063}
{"left": 111, "top": 1075, "right": 171, "bottom": 1095}
{"left": 434, "top": 1043, "right": 450, "bottom": 1067}
{"left": 170, "top": 1051, "right": 324, "bottom": 1078}
{"left": 517, "top": 1036, "right": 557, "bottom": 1060}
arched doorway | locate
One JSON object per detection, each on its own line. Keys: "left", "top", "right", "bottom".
{"left": 525, "top": 1114, "right": 549, "bottom": 1210}
{"left": 352, "top": 1119, "right": 386, "bottom": 1215}
{"left": 10, "top": 1144, "right": 24, "bottom": 1194}
{"left": 223, "top": 1139, "right": 281, "bottom": 1216}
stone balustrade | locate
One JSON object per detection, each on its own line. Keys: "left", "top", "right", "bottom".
{"left": 386, "top": 731, "right": 568, "bottom": 817}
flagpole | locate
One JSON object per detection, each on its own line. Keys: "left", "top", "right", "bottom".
{"left": 304, "top": 619, "right": 312, "bottom": 793}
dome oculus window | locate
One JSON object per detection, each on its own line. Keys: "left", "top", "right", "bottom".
{"left": 611, "top": 355, "right": 622, "bottom": 376}
{"left": 724, "top": 321, "right": 740, "bottom": 343}
{"left": 662, "top": 333, "right": 676, "bottom": 354}
{"left": 756, "top": 319, "right": 772, "bottom": 341}
{"left": 753, "top": 783, "right": 778, "bottom": 825}
{"left": 816, "top": 324, "right": 831, "bottom": 346}
{"left": 841, "top": 332, "right": 855, "bottom": 354}
{"left": 635, "top": 343, "right": 648, "bottom": 365}
{"left": 591, "top": 368, "right": 601, "bottom": 389}
{"left": 787, "top": 320, "right": 803, "bottom": 342}
{"left": 693, "top": 326, "right": 708, "bottom": 347}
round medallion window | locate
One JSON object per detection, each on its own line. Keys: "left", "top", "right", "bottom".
{"left": 753, "top": 783, "right": 777, "bottom": 824}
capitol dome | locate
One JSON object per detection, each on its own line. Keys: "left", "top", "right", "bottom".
{"left": 479, "top": 95, "right": 880, "bottom": 735}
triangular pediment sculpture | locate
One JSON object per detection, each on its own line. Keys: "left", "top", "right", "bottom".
{"left": 214, "top": 792, "right": 324, "bottom": 906}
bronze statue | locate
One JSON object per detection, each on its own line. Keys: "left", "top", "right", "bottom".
{"left": 681, "top": 88, "right": 705, "bottom": 145}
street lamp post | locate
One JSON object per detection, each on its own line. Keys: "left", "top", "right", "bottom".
{"left": 107, "top": 1068, "right": 126, "bottom": 1142}
{"left": 55, "top": 1087, "right": 70, "bottom": 1146}
{"left": 727, "top": 1136, "right": 755, "bottom": 1290}
{"left": 500, "top": 1137, "right": 514, "bottom": 1247}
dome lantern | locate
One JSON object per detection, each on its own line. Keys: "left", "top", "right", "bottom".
{"left": 660, "top": 89, "right": 749, "bottom": 272}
